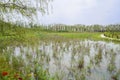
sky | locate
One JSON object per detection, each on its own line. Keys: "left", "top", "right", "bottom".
{"left": 39, "top": 0, "right": 120, "bottom": 25}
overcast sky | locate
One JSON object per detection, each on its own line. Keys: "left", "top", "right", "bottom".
{"left": 39, "top": 0, "right": 120, "bottom": 25}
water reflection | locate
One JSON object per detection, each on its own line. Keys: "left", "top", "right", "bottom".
{"left": 1, "top": 40, "right": 120, "bottom": 80}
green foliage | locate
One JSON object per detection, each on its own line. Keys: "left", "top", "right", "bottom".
{"left": 104, "top": 32, "right": 120, "bottom": 39}
{"left": 78, "top": 58, "right": 84, "bottom": 69}
{"left": 0, "top": 0, "right": 52, "bottom": 18}
{"left": 37, "top": 24, "right": 120, "bottom": 32}
{"left": 0, "top": 47, "right": 52, "bottom": 80}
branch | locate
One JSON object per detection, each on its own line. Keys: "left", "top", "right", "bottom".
{"left": 0, "top": 2, "right": 27, "bottom": 10}
{"left": 0, "top": 2, "right": 37, "bottom": 17}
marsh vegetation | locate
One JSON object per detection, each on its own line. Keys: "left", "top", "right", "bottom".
{"left": 0, "top": 21, "right": 120, "bottom": 80}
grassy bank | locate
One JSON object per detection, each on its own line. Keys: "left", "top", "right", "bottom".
{"left": 104, "top": 32, "right": 120, "bottom": 39}
{"left": 50, "top": 32, "right": 101, "bottom": 39}
{"left": 1, "top": 28, "right": 120, "bottom": 43}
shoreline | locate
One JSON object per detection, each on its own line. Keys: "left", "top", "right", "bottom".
{"left": 101, "top": 34, "right": 120, "bottom": 41}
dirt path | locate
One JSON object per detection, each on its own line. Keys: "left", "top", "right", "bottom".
{"left": 101, "top": 34, "right": 120, "bottom": 41}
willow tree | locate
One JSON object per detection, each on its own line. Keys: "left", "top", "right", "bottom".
{"left": 0, "top": 0, "right": 52, "bottom": 35}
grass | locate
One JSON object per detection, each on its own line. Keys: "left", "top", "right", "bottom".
{"left": 0, "top": 22, "right": 120, "bottom": 80}
{"left": 50, "top": 32, "right": 102, "bottom": 40}
{"left": 104, "top": 32, "right": 120, "bottom": 39}
{"left": 0, "top": 51, "right": 52, "bottom": 80}
{"left": 0, "top": 32, "right": 120, "bottom": 79}
{"left": 1, "top": 28, "right": 120, "bottom": 43}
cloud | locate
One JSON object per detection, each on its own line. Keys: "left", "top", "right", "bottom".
{"left": 40, "top": 0, "right": 120, "bottom": 25}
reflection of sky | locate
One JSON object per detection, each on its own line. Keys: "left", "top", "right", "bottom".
{"left": 40, "top": 0, "right": 120, "bottom": 25}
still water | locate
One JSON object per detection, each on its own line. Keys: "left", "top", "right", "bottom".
{"left": 3, "top": 40, "right": 120, "bottom": 80}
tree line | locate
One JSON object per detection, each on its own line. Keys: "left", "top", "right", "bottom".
{"left": 31, "top": 24, "right": 120, "bottom": 32}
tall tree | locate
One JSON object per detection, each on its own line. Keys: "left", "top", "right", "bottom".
{"left": 0, "top": 0, "right": 52, "bottom": 35}
{"left": 0, "top": 0, "right": 52, "bottom": 17}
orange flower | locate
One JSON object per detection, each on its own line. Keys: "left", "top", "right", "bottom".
{"left": 2, "top": 71, "right": 8, "bottom": 76}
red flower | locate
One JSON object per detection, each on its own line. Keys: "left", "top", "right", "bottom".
{"left": 2, "top": 71, "right": 8, "bottom": 76}
{"left": 18, "top": 77, "right": 22, "bottom": 80}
